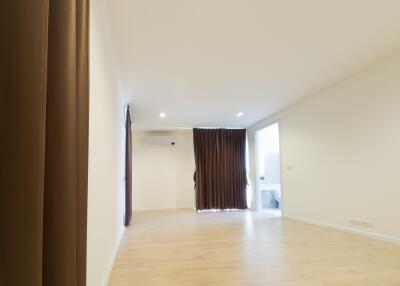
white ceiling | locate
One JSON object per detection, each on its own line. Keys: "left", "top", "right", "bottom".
{"left": 109, "top": 0, "right": 400, "bottom": 130}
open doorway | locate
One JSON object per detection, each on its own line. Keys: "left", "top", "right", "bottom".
{"left": 255, "top": 122, "right": 282, "bottom": 216}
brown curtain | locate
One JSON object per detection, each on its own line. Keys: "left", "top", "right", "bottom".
{"left": 193, "top": 128, "right": 248, "bottom": 210}
{"left": 0, "top": 0, "right": 89, "bottom": 285}
{"left": 125, "top": 106, "right": 133, "bottom": 226}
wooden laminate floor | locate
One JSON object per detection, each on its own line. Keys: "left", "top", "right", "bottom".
{"left": 109, "top": 210, "right": 400, "bottom": 286}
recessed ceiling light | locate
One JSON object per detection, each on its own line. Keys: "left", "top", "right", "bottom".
{"left": 236, "top": 112, "right": 244, "bottom": 117}
{"left": 159, "top": 112, "right": 166, "bottom": 118}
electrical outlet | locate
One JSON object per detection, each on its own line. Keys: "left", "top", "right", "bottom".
{"left": 350, "top": 220, "right": 374, "bottom": 228}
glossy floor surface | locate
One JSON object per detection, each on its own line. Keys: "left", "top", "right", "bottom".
{"left": 109, "top": 210, "right": 400, "bottom": 286}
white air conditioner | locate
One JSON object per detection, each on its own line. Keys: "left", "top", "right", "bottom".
{"left": 143, "top": 135, "right": 176, "bottom": 145}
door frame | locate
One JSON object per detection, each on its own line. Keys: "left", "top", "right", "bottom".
{"left": 254, "top": 121, "right": 284, "bottom": 214}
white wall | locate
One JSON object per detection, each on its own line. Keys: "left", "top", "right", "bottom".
{"left": 249, "top": 51, "right": 400, "bottom": 241}
{"left": 87, "top": 1, "right": 126, "bottom": 285}
{"left": 132, "top": 130, "right": 195, "bottom": 211}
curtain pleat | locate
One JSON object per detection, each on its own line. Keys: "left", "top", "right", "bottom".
{"left": 43, "top": 0, "right": 89, "bottom": 285}
{"left": 193, "top": 129, "right": 247, "bottom": 210}
{"left": 0, "top": 0, "right": 89, "bottom": 285}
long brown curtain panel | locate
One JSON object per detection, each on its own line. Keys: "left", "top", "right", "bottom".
{"left": 0, "top": 0, "right": 89, "bottom": 286}
{"left": 125, "top": 106, "right": 133, "bottom": 226}
{"left": 193, "top": 128, "right": 248, "bottom": 210}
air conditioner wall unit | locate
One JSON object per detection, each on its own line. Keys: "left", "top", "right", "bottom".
{"left": 143, "top": 135, "right": 176, "bottom": 145}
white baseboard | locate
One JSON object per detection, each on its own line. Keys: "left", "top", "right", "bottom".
{"left": 284, "top": 215, "right": 400, "bottom": 245}
{"left": 133, "top": 207, "right": 194, "bottom": 212}
{"left": 104, "top": 228, "right": 125, "bottom": 286}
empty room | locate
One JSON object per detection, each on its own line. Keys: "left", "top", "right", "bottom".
{"left": 2, "top": 1, "right": 400, "bottom": 286}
